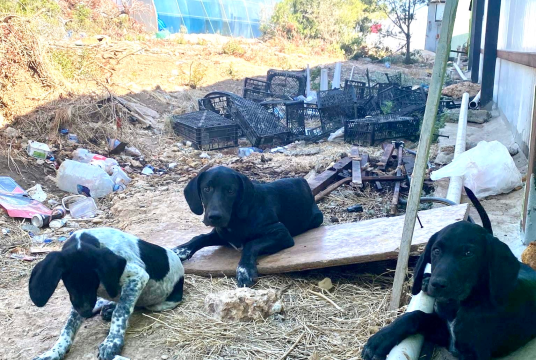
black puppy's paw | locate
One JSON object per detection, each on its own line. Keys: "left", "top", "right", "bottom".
{"left": 236, "top": 265, "right": 257, "bottom": 287}
{"left": 173, "top": 246, "right": 193, "bottom": 261}
{"left": 361, "top": 328, "right": 396, "bottom": 360}
{"left": 100, "top": 303, "right": 117, "bottom": 322}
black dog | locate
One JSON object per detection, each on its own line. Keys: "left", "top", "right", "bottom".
{"left": 362, "top": 187, "right": 536, "bottom": 360}
{"left": 173, "top": 166, "right": 323, "bottom": 287}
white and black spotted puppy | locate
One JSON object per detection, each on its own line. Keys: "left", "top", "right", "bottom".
{"left": 29, "top": 227, "right": 184, "bottom": 360}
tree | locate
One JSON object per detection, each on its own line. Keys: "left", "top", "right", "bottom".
{"left": 381, "top": 0, "right": 426, "bottom": 64}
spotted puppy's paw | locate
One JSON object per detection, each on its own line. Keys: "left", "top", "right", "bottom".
{"left": 100, "top": 302, "right": 117, "bottom": 322}
{"left": 173, "top": 246, "right": 192, "bottom": 261}
{"left": 32, "top": 352, "right": 61, "bottom": 360}
{"left": 236, "top": 264, "right": 258, "bottom": 288}
{"left": 98, "top": 335, "right": 124, "bottom": 360}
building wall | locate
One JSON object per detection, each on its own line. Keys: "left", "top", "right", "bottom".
{"left": 482, "top": 0, "right": 536, "bottom": 155}
{"left": 425, "top": 0, "right": 471, "bottom": 56}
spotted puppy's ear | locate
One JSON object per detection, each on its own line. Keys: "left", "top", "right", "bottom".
{"left": 184, "top": 171, "right": 205, "bottom": 215}
{"left": 487, "top": 235, "right": 519, "bottom": 306}
{"left": 236, "top": 172, "right": 254, "bottom": 219}
{"left": 29, "top": 252, "right": 64, "bottom": 307}
{"left": 95, "top": 248, "right": 127, "bottom": 298}
{"left": 412, "top": 233, "right": 438, "bottom": 295}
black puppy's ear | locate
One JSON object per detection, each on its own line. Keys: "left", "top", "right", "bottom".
{"left": 95, "top": 248, "right": 127, "bottom": 298}
{"left": 29, "top": 252, "right": 64, "bottom": 307}
{"left": 487, "top": 235, "right": 520, "bottom": 306}
{"left": 236, "top": 172, "right": 254, "bottom": 219}
{"left": 184, "top": 172, "right": 204, "bottom": 215}
{"left": 412, "top": 233, "right": 438, "bottom": 295}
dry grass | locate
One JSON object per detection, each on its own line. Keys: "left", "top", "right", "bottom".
{"left": 129, "top": 270, "right": 407, "bottom": 360}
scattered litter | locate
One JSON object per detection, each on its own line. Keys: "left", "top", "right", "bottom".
{"left": 107, "top": 138, "right": 127, "bottom": 154}
{"left": 113, "top": 356, "right": 131, "bottom": 360}
{"left": 27, "top": 184, "right": 47, "bottom": 202}
{"left": 27, "top": 141, "right": 51, "bottom": 159}
{"left": 431, "top": 141, "right": 522, "bottom": 198}
{"left": 238, "top": 147, "right": 263, "bottom": 157}
{"left": 200, "top": 152, "right": 211, "bottom": 159}
{"left": 31, "top": 206, "right": 66, "bottom": 228}
{"left": 125, "top": 146, "right": 142, "bottom": 157}
{"left": 185, "top": 141, "right": 193, "bottom": 147}
{"left": 49, "top": 219, "right": 67, "bottom": 229}
{"left": 2, "top": 228, "right": 10, "bottom": 236}
{"left": 327, "top": 127, "right": 344, "bottom": 142}
{"left": 10, "top": 254, "right": 36, "bottom": 262}
{"left": 0, "top": 177, "right": 26, "bottom": 195}
{"left": 205, "top": 288, "right": 283, "bottom": 321}
{"left": 169, "top": 162, "right": 178, "bottom": 169}
{"left": 57, "top": 160, "right": 115, "bottom": 198}
{"left": 318, "top": 277, "right": 334, "bottom": 291}
{"left": 347, "top": 204, "right": 364, "bottom": 213}
{"left": 67, "top": 134, "right": 79, "bottom": 143}
{"left": 63, "top": 196, "right": 98, "bottom": 219}
{"left": 58, "top": 236, "right": 68, "bottom": 242}
{"left": 32, "top": 235, "right": 53, "bottom": 244}
{"left": 142, "top": 165, "right": 155, "bottom": 175}
{"left": 22, "top": 224, "right": 40, "bottom": 234}
{"left": 270, "top": 147, "right": 286, "bottom": 154}
{"left": 0, "top": 184, "right": 52, "bottom": 219}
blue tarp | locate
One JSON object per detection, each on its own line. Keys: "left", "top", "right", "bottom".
{"left": 153, "top": 0, "right": 276, "bottom": 38}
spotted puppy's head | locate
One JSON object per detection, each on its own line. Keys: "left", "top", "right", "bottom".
{"left": 29, "top": 233, "right": 126, "bottom": 318}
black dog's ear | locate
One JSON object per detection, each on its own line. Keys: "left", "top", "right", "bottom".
{"left": 184, "top": 172, "right": 204, "bottom": 215}
{"left": 236, "top": 172, "right": 255, "bottom": 219}
{"left": 412, "top": 233, "right": 438, "bottom": 295}
{"left": 29, "top": 252, "right": 64, "bottom": 307}
{"left": 487, "top": 235, "right": 520, "bottom": 306}
{"left": 95, "top": 248, "right": 127, "bottom": 299}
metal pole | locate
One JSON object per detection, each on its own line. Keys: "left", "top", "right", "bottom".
{"left": 389, "top": 0, "right": 460, "bottom": 311}
{"left": 470, "top": 0, "right": 485, "bottom": 83}
{"left": 480, "top": 0, "right": 502, "bottom": 108}
{"left": 446, "top": 93, "right": 469, "bottom": 204}
{"left": 522, "top": 87, "right": 536, "bottom": 245}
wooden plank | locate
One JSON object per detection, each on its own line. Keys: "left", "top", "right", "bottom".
{"left": 307, "top": 157, "right": 352, "bottom": 195}
{"left": 497, "top": 50, "right": 536, "bottom": 69}
{"left": 351, "top": 147, "right": 362, "bottom": 186}
{"left": 147, "top": 204, "right": 469, "bottom": 276}
{"left": 378, "top": 144, "right": 395, "bottom": 170}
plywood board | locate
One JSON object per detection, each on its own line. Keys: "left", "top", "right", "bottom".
{"left": 147, "top": 204, "right": 469, "bottom": 277}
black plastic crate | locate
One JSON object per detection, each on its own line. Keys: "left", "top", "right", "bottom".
{"left": 344, "top": 115, "right": 420, "bottom": 146}
{"left": 243, "top": 77, "right": 270, "bottom": 92}
{"left": 317, "top": 89, "right": 358, "bottom": 133}
{"left": 266, "top": 69, "right": 306, "bottom": 99}
{"left": 386, "top": 72, "right": 402, "bottom": 85}
{"left": 344, "top": 80, "right": 369, "bottom": 100}
{"left": 198, "top": 94, "right": 233, "bottom": 119}
{"left": 243, "top": 88, "right": 274, "bottom": 103}
{"left": 171, "top": 111, "right": 239, "bottom": 150}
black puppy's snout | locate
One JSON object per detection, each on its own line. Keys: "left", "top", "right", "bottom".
{"left": 208, "top": 212, "right": 222, "bottom": 221}
{"left": 430, "top": 278, "right": 448, "bottom": 289}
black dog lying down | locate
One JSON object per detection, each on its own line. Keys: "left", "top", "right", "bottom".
{"left": 362, "top": 187, "right": 536, "bottom": 360}
{"left": 29, "top": 228, "right": 184, "bottom": 360}
{"left": 174, "top": 166, "right": 323, "bottom": 287}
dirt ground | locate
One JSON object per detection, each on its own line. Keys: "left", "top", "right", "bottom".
{"left": 1, "top": 22, "right": 523, "bottom": 360}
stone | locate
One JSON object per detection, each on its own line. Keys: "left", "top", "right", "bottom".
{"left": 205, "top": 288, "right": 283, "bottom": 321}
{"left": 4, "top": 127, "right": 19, "bottom": 138}
{"left": 434, "top": 151, "right": 454, "bottom": 165}
{"left": 443, "top": 109, "right": 491, "bottom": 124}
{"left": 508, "top": 143, "right": 520, "bottom": 156}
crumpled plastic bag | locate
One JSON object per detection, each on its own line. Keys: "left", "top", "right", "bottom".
{"left": 430, "top": 140, "right": 522, "bottom": 199}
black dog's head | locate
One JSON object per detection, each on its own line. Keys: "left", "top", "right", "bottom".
{"left": 184, "top": 166, "right": 254, "bottom": 228}
{"left": 412, "top": 221, "right": 520, "bottom": 306}
{"left": 29, "top": 235, "right": 126, "bottom": 318}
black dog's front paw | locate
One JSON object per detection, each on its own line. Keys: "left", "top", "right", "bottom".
{"left": 236, "top": 264, "right": 258, "bottom": 287}
{"left": 361, "top": 328, "right": 396, "bottom": 360}
{"left": 100, "top": 303, "right": 117, "bottom": 322}
{"left": 173, "top": 246, "right": 193, "bottom": 261}
{"left": 98, "top": 334, "right": 124, "bottom": 360}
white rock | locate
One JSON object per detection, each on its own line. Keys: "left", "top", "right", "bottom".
{"left": 4, "top": 127, "right": 19, "bottom": 138}
{"left": 205, "top": 288, "right": 283, "bottom": 321}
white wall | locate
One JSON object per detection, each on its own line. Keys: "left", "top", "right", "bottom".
{"left": 493, "top": 0, "right": 536, "bottom": 153}
{"left": 425, "top": 0, "right": 471, "bottom": 56}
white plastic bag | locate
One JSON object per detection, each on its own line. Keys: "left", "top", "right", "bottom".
{"left": 430, "top": 141, "right": 522, "bottom": 199}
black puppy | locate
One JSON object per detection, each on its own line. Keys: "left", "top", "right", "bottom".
{"left": 173, "top": 166, "right": 323, "bottom": 287}
{"left": 362, "top": 187, "right": 536, "bottom": 360}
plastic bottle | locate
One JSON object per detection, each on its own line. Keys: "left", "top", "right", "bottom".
{"left": 110, "top": 166, "right": 131, "bottom": 186}
{"left": 72, "top": 149, "right": 119, "bottom": 174}
{"left": 56, "top": 160, "right": 115, "bottom": 198}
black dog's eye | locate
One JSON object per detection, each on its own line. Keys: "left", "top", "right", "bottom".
{"left": 432, "top": 248, "right": 441, "bottom": 256}
{"left": 464, "top": 250, "right": 473, "bottom": 257}
{"left": 227, "top": 188, "right": 235, "bottom": 194}
{"left": 204, "top": 187, "right": 211, "bottom": 193}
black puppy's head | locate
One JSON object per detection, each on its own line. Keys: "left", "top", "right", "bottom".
{"left": 184, "top": 166, "right": 254, "bottom": 228}
{"left": 412, "top": 221, "right": 519, "bottom": 306}
{"left": 29, "top": 234, "right": 126, "bottom": 318}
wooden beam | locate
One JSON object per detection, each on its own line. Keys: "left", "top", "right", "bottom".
{"left": 391, "top": 146, "right": 404, "bottom": 215}
{"left": 480, "top": 0, "right": 502, "bottom": 108}
{"left": 379, "top": 143, "right": 395, "bottom": 170}
{"left": 390, "top": 0, "right": 460, "bottom": 311}
{"left": 496, "top": 50, "right": 536, "bottom": 69}
{"left": 149, "top": 204, "right": 469, "bottom": 276}
{"left": 307, "top": 157, "right": 352, "bottom": 195}
{"left": 522, "top": 86, "right": 536, "bottom": 244}
{"left": 351, "top": 147, "right": 362, "bottom": 186}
